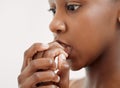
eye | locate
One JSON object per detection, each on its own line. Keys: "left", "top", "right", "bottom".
{"left": 66, "top": 3, "right": 81, "bottom": 12}
{"left": 48, "top": 8, "right": 56, "bottom": 15}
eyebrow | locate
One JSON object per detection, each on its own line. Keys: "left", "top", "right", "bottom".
{"left": 48, "top": 0, "right": 54, "bottom": 4}
{"left": 49, "top": 0, "right": 80, "bottom": 3}
{"left": 49, "top": 0, "right": 81, "bottom": 5}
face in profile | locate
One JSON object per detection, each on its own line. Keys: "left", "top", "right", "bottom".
{"left": 49, "top": 0, "right": 119, "bottom": 70}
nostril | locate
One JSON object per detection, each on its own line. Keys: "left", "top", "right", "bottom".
{"left": 57, "top": 30, "right": 62, "bottom": 34}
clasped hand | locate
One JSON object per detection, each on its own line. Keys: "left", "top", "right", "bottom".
{"left": 18, "top": 42, "right": 70, "bottom": 88}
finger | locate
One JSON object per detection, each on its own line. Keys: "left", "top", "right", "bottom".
{"left": 32, "top": 41, "right": 68, "bottom": 63}
{"left": 37, "top": 85, "right": 59, "bottom": 88}
{"left": 22, "top": 71, "right": 60, "bottom": 88}
{"left": 32, "top": 51, "right": 44, "bottom": 60}
{"left": 57, "top": 54, "right": 70, "bottom": 88}
{"left": 44, "top": 41, "right": 68, "bottom": 58}
{"left": 32, "top": 42, "right": 63, "bottom": 59}
{"left": 49, "top": 41, "right": 64, "bottom": 50}
{"left": 43, "top": 48, "right": 68, "bottom": 58}
{"left": 18, "top": 58, "right": 56, "bottom": 84}
{"left": 22, "top": 43, "right": 49, "bottom": 71}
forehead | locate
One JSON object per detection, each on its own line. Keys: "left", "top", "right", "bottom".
{"left": 48, "top": 0, "right": 54, "bottom": 4}
{"left": 48, "top": 0, "right": 56, "bottom": 5}
{"left": 48, "top": 0, "right": 115, "bottom": 5}
{"left": 48, "top": 0, "right": 76, "bottom": 3}
{"left": 48, "top": 0, "right": 117, "bottom": 2}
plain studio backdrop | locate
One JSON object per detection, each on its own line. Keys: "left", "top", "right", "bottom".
{"left": 0, "top": 0, "right": 85, "bottom": 87}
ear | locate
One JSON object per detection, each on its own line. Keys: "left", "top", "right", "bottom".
{"left": 118, "top": 15, "right": 120, "bottom": 22}
{"left": 118, "top": 3, "right": 120, "bottom": 22}
{"left": 114, "top": 0, "right": 120, "bottom": 21}
{"left": 118, "top": 9, "right": 120, "bottom": 22}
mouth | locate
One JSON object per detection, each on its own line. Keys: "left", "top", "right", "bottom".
{"left": 55, "top": 40, "right": 72, "bottom": 56}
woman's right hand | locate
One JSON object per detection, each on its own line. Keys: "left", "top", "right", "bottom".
{"left": 18, "top": 42, "right": 69, "bottom": 88}
{"left": 18, "top": 43, "right": 61, "bottom": 88}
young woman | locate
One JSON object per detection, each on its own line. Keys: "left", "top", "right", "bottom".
{"left": 18, "top": 0, "right": 120, "bottom": 88}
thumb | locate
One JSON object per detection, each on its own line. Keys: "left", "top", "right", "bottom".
{"left": 57, "top": 54, "right": 70, "bottom": 88}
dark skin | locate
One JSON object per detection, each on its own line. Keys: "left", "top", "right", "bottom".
{"left": 18, "top": 42, "right": 70, "bottom": 88}
{"left": 18, "top": 0, "right": 120, "bottom": 88}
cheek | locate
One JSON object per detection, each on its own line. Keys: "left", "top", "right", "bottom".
{"left": 67, "top": 5, "right": 116, "bottom": 70}
{"left": 68, "top": 26, "right": 108, "bottom": 70}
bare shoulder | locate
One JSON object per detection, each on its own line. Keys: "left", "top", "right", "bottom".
{"left": 69, "top": 77, "right": 85, "bottom": 88}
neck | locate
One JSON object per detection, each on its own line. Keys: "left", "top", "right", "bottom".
{"left": 85, "top": 35, "right": 120, "bottom": 88}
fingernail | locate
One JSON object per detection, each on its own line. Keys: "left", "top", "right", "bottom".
{"left": 64, "top": 52, "right": 68, "bottom": 58}
{"left": 55, "top": 76, "right": 60, "bottom": 82}
{"left": 57, "top": 76, "right": 60, "bottom": 82}
{"left": 59, "top": 54, "right": 66, "bottom": 60}
{"left": 53, "top": 75, "right": 60, "bottom": 82}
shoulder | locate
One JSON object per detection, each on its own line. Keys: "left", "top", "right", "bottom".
{"left": 69, "top": 78, "right": 85, "bottom": 88}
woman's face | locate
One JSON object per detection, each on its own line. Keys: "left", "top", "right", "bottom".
{"left": 48, "top": 0, "right": 119, "bottom": 70}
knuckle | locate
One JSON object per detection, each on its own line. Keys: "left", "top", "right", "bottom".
{"left": 45, "top": 49, "right": 61, "bottom": 57}
{"left": 51, "top": 61, "right": 56, "bottom": 69}
{"left": 57, "top": 49, "right": 68, "bottom": 57}
{"left": 56, "top": 48, "right": 63, "bottom": 53}
{"left": 47, "top": 59, "right": 53, "bottom": 65}
{"left": 54, "top": 48, "right": 64, "bottom": 56}
{"left": 49, "top": 42, "right": 60, "bottom": 48}
{"left": 32, "top": 72, "right": 40, "bottom": 82}
{"left": 53, "top": 42, "right": 64, "bottom": 49}
{"left": 34, "top": 43, "right": 42, "bottom": 46}
{"left": 17, "top": 74, "right": 23, "bottom": 84}
{"left": 24, "top": 49, "right": 29, "bottom": 57}
{"left": 53, "top": 41, "right": 59, "bottom": 46}
{"left": 58, "top": 48, "right": 66, "bottom": 54}
{"left": 48, "top": 51, "right": 55, "bottom": 57}
{"left": 33, "top": 43, "right": 42, "bottom": 50}
{"left": 49, "top": 71, "right": 55, "bottom": 78}
{"left": 62, "top": 63, "right": 70, "bottom": 71}
{"left": 30, "top": 60, "right": 38, "bottom": 69}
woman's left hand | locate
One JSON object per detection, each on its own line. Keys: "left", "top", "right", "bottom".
{"left": 34, "top": 42, "right": 70, "bottom": 88}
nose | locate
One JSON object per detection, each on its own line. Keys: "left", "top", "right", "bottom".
{"left": 49, "top": 17, "right": 66, "bottom": 34}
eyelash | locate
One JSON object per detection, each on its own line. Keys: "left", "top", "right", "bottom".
{"left": 49, "top": 4, "right": 81, "bottom": 15}
{"left": 66, "top": 4, "right": 81, "bottom": 12}
{"left": 48, "top": 8, "right": 56, "bottom": 15}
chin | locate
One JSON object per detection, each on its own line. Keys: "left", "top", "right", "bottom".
{"left": 70, "top": 65, "right": 84, "bottom": 71}
{"left": 67, "top": 49, "right": 86, "bottom": 70}
{"left": 68, "top": 59, "right": 84, "bottom": 71}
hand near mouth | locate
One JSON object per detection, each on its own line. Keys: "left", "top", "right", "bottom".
{"left": 18, "top": 42, "right": 70, "bottom": 88}
{"left": 33, "top": 41, "right": 70, "bottom": 88}
{"left": 33, "top": 41, "right": 68, "bottom": 59}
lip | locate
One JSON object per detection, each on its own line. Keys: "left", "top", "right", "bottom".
{"left": 55, "top": 40, "right": 72, "bottom": 56}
